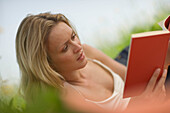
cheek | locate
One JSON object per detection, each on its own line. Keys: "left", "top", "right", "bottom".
{"left": 54, "top": 52, "right": 77, "bottom": 71}
{"left": 60, "top": 55, "right": 73, "bottom": 62}
{"left": 57, "top": 52, "right": 75, "bottom": 64}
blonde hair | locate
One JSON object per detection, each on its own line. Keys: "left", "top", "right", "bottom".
{"left": 16, "top": 12, "right": 78, "bottom": 100}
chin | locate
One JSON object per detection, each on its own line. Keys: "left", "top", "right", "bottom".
{"left": 78, "top": 57, "right": 88, "bottom": 69}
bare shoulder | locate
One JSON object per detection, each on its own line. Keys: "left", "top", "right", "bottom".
{"left": 82, "top": 44, "right": 97, "bottom": 59}
{"left": 82, "top": 43, "right": 126, "bottom": 81}
{"left": 82, "top": 43, "right": 106, "bottom": 60}
{"left": 82, "top": 43, "right": 114, "bottom": 62}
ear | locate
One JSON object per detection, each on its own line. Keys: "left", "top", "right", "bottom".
{"left": 47, "top": 56, "right": 57, "bottom": 71}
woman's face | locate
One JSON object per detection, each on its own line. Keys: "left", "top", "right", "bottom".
{"left": 46, "top": 22, "right": 87, "bottom": 73}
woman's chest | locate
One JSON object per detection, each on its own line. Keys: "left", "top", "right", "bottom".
{"left": 79, "top": 61, "right": 115, "bottom": 101}
{"left": 86, "top": 61, "right": 114, "bottom": 89}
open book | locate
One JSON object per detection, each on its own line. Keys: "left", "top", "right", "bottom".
{"left": 158, "top": 16, "right": 170, "bottom": 31}
{"left": 123, "top": 28, "right": 170, "bottom": 98}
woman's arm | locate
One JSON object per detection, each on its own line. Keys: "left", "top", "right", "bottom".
{"left": 82, "top": 44, "right": 126, "bottom": 81}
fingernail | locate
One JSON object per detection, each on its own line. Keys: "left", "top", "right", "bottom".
{"left": 156, "top": 68, "right": 161, "bottom": 72}
{"left": 163, "top": 69, "right": 167, "bottom": 78}
{"left": 163, "top": 69, "right": 167, "bottom": 74}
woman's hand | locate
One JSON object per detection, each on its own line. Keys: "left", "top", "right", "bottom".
{"left": 128, "top": 68, "right": 168, "bottom": 107}
{"left": 165, "top": 40, "right": 170, "bottom": 69}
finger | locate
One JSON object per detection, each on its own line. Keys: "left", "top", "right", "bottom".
{"left": 157, "top": 89, "right": 167, "bottom": 103}
{"left": 151, "top": 85, "right": 167, "bottom": 104}
{"left": 145, "top": 68, "right": 161, "bottom": 93}
{"left": 162, "top": 85, "right": 166, "bottom": 94}
{"left": 154, "top": 69, "right": 167, "bottom": 93}
{"left": 155, "top": 86, "right": 166, "bottom": 98}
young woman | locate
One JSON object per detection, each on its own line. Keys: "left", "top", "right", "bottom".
{"left": 16, "top": 12, "right": 170, "bottom": 112}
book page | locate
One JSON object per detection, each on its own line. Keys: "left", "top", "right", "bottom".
{"left": 132, "top": 30, "right": 170, "bottom": 38}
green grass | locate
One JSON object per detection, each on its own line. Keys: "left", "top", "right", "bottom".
{"left": 97, "top": 8, "right": 170, "bottom": 58}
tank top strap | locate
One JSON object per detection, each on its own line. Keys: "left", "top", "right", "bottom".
{"left": 90, "top": 58, "right": 123, "bottom": 79}
{"left": 87, "top": 58, "right": 116, "bottom": 78}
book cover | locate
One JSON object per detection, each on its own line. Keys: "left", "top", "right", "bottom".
{"left": 123, "top": 30, "right": 170, "bottom": 98}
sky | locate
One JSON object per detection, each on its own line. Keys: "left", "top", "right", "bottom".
{"left": 0, "top": 0, "right": 169, "bottom": 83}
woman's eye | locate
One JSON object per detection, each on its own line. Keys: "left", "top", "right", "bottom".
{"left": 71, "top": 33, "right": 76, "bottom": 40}
{"left": 62, "top": 45, "right": 68, "bottom": 52}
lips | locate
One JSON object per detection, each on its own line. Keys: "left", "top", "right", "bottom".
{"left": 77, "top": 50, "right": 84, "bottom": 61}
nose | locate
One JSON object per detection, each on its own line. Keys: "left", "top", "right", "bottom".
{"left": 72, "top": 41, "right": 82, "bottom": 53}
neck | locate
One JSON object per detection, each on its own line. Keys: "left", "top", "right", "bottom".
{"left": 60, "top": 68, "right": 87, "bottom": 85}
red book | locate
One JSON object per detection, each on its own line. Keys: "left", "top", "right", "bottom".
{"left": 123, "top": 30, "right": 170, "bottom": 98}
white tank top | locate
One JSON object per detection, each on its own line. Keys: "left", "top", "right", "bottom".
{"left": 66, "top": 59, "right": 131, "bottom": 111}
